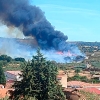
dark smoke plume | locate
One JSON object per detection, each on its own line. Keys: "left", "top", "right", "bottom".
{"left": 0, "top": 0, "right": 68, "bottom": 51}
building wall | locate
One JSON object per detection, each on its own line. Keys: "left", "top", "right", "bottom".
{"left": 59, "top": 74, "right": 67, "bottom": 88}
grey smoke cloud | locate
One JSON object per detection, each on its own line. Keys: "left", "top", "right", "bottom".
{"left": 0, "top": 0, "right": 68, "bottom": 51}
{"left": 0, "top": 0, "right": 85, "bottom": 62}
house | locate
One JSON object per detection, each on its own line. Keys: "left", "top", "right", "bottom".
{"left": 57, "top": 70, "right": 67, "bottom": 88}
{"left": 4, "top": 71, "right": 22, "bottom": 82}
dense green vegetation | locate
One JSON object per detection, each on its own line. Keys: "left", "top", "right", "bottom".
{"left": 0, "top": 55, "right": 12, "bottom": 62}
{"left": 0, "top": 63, "right": 6, "bottom": 85}
{"left": 91, "top": 61, "right": 100, "bottom": 68}
{"left": 68, "top": 74, "right": 100, "bottom": 83}
{"left": 12, "top": 49, "right": 65, "bottom": 100}
{"left": 14, "top": 57, "right": 25, "bottom": 62}
{"left": 0, "top": 55, "right": 26, "bottom": 71}
{"left": 0, "top": 55, "right": 26, "bottom": 63}
{"left": 68, "top": 74, "right": 88, "bottom": 82}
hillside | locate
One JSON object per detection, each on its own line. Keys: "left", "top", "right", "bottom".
{"left": 0, "top": 37, "right": 38, "bottom": 48}
{"left": 1, "top": 37, "right": 100, "bottom": 53}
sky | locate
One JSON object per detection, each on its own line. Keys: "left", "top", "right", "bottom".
{"left": 30, "top": 0, "right": 100, "bottom": 42}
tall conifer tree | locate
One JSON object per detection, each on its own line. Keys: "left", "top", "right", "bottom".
{"left": 13, "top": 49, "right": 66, "bottom": 100}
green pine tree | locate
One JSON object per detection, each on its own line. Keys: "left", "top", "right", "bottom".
{"left": 12, "top": 49, "right": 66, "bottom": 100}
{"left": 0, "top": 64, "right": 6, "bottom": 85}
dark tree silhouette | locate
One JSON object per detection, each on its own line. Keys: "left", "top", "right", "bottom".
{"left": 12, "top": 49, "right": 65, "bottom": 100}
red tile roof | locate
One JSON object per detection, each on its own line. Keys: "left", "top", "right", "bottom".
{"left": 6, "top": 71, "right": 21, "bottom": 76}
{"left": 84, "top": 87, "right": 100, "bottom": 95}
{"left": 67, "top": 81, "right": 100, "bottom": 95}
{"left": 67, "top": 81, "right": 90, "bottom": 88}
{"left": 67, "top": 81, "right": 100, "bottom": 88}
{"left": 6, "top": 82, "right": 14, "bottom": 89}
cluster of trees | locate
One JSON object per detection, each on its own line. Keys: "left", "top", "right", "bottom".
{"left": 68, "top": 73, "right": 100, "bottom": 84}
{"left": 67, "top": 74, "right": 88, "bottom": 82}
{"left": 14, "top": 58, "right": 25, "bottom": 62}
{"left": 0, "top": 55, "right": 25, "bottom": 62}
{"left": 9, "top": 50, "right": 66, "bottom": 100}
{"left": 0, "top": 55, "right": 12, "bottom": 62}
{"left": 0, "top": 55, "right": 26, "bottom": 85}
{"left": 91, "top": 62, "right": 100, "bottom": 68}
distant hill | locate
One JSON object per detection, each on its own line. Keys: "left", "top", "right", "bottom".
{"left": 1, "top": 37, "right": 100, "bottom": 53}
{"left": 0, "top": 37, "right": 38, "bottom": 48}
{"left": 68, "top": 41, "right": 100, "bottom": 53}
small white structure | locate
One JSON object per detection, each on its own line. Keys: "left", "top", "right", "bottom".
{"left": 0, "top": 85, "right": 4, "bottom": 89}
{"left": 92, "top": 75, "right": 100, "bottom": 81}
{"left": 4, "top": 71, "right": 22, "bottom": 81}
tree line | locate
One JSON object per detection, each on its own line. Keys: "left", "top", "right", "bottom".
{"left": 0, "top": 55, "right": 25, "bottom": 62}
